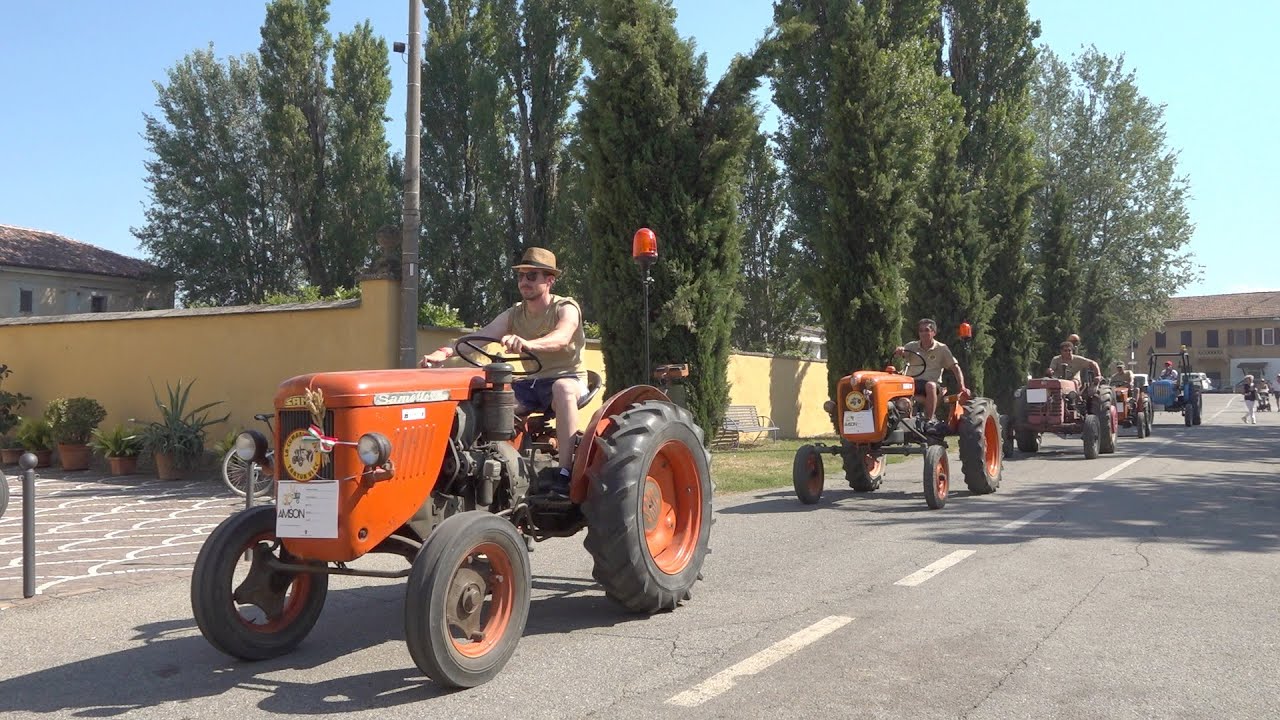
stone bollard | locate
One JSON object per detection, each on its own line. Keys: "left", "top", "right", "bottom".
{"left": 19, "top": 451, "right": 37, "bottom": 598}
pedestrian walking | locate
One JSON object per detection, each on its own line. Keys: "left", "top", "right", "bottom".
{"left": 1241, "top": 374, "right": 1258, "bottom": 424}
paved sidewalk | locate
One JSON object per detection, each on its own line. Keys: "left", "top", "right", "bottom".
{"left": 0, "top": 467, "right": 248, "bottom": 609}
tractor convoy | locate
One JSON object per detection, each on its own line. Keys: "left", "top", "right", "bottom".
{"left": 189, "top": 233, "right": 1169, "bottom": 689}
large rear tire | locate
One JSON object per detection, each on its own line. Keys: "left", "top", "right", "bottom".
{"left": 922, "top": 445, "right": 949, "bottom": 510}
{"left": 959, "top": 398, "right": 1002, "bottom": 494}
{"left": 1135, "top": 404, "right": 1148, "bottom": 438}
{"left": 191, "top": 505, "right": 329, "bottom": 661}
{"left": 1143, "top": 398, "right": 1154, "bottom": 436}
{"left": 843, "top": 442, "right": 885, "bottom": 491}
{"left": 404, "top": 511, "right": 531, "bottom": 688}
{"left": 1082, "top": 414, "right": 1100, "bottom": 459}
{"left": 581, "top": 400, "right": 712, "bottom": 613}
{"left": 792, "top": 445, "right": 824, "bottom": 505}
{"left": 1192, "top": 391, "right": 1203, "bottom": 425}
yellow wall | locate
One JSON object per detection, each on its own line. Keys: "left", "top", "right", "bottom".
{"left": 0, "top": 276, "right": 837, "bottom": 449}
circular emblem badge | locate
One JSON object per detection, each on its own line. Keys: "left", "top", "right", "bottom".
{"left": 283, "top": 429, "right": 323, "bottom": 482}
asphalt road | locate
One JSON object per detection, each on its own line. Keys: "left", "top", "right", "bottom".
{"left": 0, "top": 393, "right": 1276, "bottom": 719}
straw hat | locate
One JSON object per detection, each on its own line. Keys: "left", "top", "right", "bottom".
{"left": 512, "top": 247, "right": 561, "bottom": 277}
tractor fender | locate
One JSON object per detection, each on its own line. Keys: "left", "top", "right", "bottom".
{"left": 569, "top": 385, "right": 669, "bottom": 504}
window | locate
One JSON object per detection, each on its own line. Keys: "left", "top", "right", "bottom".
{"left": 1179, "top": 330, "right": 1192, "bottom": 347}
{"left": 1206, "top": 329, "right": 1219, "bottom": 348}
{"left": 19, "top": 289, "right": 33, "bottom": 313}
{"left": 1155, "top": 332, "right": 1166, "bottom": 348}
{"left": 91, "top": 296, "right": 107, "bottom": 313}
{"left": 1264, "top": 328, "right": 1275, "bottom": 346}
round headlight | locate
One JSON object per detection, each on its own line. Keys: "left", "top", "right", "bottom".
{"left": 357, "top": 433, "right": 392, "bottom": 466}
{"left": 845, "top": 392, "right": 867, "bottom": 411}
{"left": 234, "top": 430, "right": 268, "bottom": 463}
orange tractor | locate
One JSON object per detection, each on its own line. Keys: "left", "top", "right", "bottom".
{"left": 1112, "top": 380, "right": 1153, "bottom": 438}
{"left": 792, "top": 341, "right": 1004, "bottom": 510}
{"left": 190, "top": 338, "right": 712, "bottom": 688}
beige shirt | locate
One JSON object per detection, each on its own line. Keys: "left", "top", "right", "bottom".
{"left": 1111, "top": 370, "right": 1133, "bottom": 386}
{"left": 903, "top": 340, "right": 957, "bottom": 384}
{"left": 503, "top": 294, "right": 586, "bottom": 381}
{"left": 1051, "top": 355, "right": 1094, "bottom": 383}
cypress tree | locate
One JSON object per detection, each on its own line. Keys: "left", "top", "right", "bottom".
{"left": 578, "top": 0, "right": 765, "bottom": 436}
{"left": 1034, "top": 186, "right": 1081, "bottom": 364}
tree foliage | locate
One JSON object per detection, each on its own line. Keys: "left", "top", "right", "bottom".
{"left": 772, "top": 0, "right": 940, "bottom": 396}
{"left": 579, "top": 0, "right": 765, "bottom": 435}
{"left": 1034, "top": 185, "right": 1080, "bottom": 360}
{"left": 1030, "top": 46, "right": 1196, "bottom": 364}
{"left": 943, "top": 0, "right": 1041, "bottom": 408}
{"left": 134, "top": 48, "right": 296, "bottom": 306}
{"left": 732, "top": 126, "right": 811, "bottom": 356}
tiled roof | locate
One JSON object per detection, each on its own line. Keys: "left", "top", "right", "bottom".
{"left": 1167, "top": 291, "right": 1280, "bottom": 322}
{"left": 0, "top": 223, "right": 159, "bottom": 280}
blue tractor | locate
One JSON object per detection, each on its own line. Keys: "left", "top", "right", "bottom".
{"left": 1146, "top": 348, "right": 1202, "bottom": 426}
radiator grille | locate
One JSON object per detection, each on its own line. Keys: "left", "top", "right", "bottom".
{"left": 278, "top": 409, "right": 335, "bottom": 481}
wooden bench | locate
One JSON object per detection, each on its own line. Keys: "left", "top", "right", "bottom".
{"left": 716, "top": 405, "right": 780, "bottom": 449}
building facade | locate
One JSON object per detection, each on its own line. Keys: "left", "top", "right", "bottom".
{"left": 0, "top": 224, "right": 174, "bottom": 317}
{"left": 1133, "top": 291, "right": 1280, "bottom": 391}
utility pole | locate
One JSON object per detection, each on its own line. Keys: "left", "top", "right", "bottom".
{"left": 398, "top": 0, "right": 423, "bottom": 368}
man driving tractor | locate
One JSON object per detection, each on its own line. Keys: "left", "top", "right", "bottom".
{"left": 420, "top": 247, "right": 587, "bottom": 497}
{"left": 1048, "top": 341, "right": 1102, "bottom": 384}
{"left": 1111, "top": 362, "right": 1134, "bottom": 386}
{"left": 893, "top": 318, "right": 968, "bottom": 429}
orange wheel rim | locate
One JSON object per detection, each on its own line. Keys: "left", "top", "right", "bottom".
{"left": 935, "top": 457, "right": 948, "bottom": 500}
{"left": 863, "top": 453, "right": 883, "bottom": 476}
{"left": 643, "top": 440, "right": 703, "bottom": 575}
{"left": 805, "top": 453, "right": 822, "bottom": 496}
{"left": 448, "top": 541, "right": 516, "bottom": 659}
{"left": 982, "top": 417, "right": 1000, "bottom": 476}
{"left": 235, "top": 531, "right": 312, "bottom": 633}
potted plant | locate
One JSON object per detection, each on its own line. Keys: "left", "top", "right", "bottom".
{"left": 139, "top": 379, "right": 228, "bottom": 480}
{"left": 15, "top": 416, "right": 54, "bottom": 468}
{"left": 45, "top": 397, "right": 109, "bottom": 471}
{"left": 90, "top": 423, "right": 143, "bottom": 476}
{"left": 0, "top": 364, "right": 31, "bottom": 465}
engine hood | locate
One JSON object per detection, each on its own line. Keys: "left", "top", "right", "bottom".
{"left": 274, "top": 368, "right": 487, "bottom": 409}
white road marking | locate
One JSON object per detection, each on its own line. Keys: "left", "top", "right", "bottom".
{"left": 894, "top": 550, "right": 976, "bottom": 587}
{"left": 1068, "top": 486, "right": 1089, "bottom": 494}
{"left": 1001, "top": 509, "right": 1049, "bottom": 530}
{"left": 1093, "top": 456, "right": 1144, "bottom": 481}
{"left": 1210, "top": 396, "right": 1235, "bottom": 421}
{"left": 665, "top": 615, "right": 854, "bottom": 707}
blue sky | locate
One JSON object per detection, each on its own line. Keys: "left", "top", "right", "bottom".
{"left": 0, "top": 1, "right": 1272, "bottom": 297}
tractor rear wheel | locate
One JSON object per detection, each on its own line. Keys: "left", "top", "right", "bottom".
{"left": 1096, "top": 387, "right": 1117, "bottom": 455}
{"left": 191, "top": 505, "right": 329, "bottom": 661}
{"left": 1143, "top": 398, "right": 1154, "bottom": 435}
{"left": 1082, "top": 414, "right": 1100, "bottom": 459}
{"left": 922, "top": 445, "right": 949, "bottom": 510}
{"left": 843, "top": 443, "right": 885, "bottom": 491}
{"left": 582, "top": 400, "right": 712, "bottom": 613}
{"left": 1136, "top": 404, "right": 1148, "bottom": 438}
{"left": 999, "top": 414, "right": 1015, "bottom": 458}
{"left": 1192, "top": 391, "right": 1203, "bottom": 425}
{"left": 405, "top": 511, "right": 531, "bottom": 688}
{"left": 792, "top": 445, "right": 824, "bottom": 505}
{"left": 958, "top": 398, "right": 1002, "bottom": 494}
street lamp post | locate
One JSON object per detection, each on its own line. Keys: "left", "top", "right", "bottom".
{"left": 397, "top": 0, "right": 423, "bottom": 368}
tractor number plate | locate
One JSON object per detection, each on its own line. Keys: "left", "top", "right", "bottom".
{"left": 275, "top": 480, "right": 339, "bottom": 538}
{"left": 1026, "top": 388, "right": 1049, "bottom": 403}
{"left": 843, "top": 410, "right": 875, "bottom": 435}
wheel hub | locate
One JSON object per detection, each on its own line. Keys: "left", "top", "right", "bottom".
{"left": 642, "top": 479, "right": 662, "bottom": 533}
{"left": 447, "top": 566, "right": 490, "bottom": 642}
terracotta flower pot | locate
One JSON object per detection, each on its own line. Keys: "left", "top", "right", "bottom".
{"left": 0, "top": 448, "right": 22, "bottom": 465}
{"left": 33, "top": 449, "right": 53, "bottom": 468}
{"left": 108, "top": 455, "right": 140, "bottom": 476}
{"left": 154, "top": 451, "right": 182, "bottom": 480}
{"left": 58, "top": 443, "right": 93, "bottom": 471}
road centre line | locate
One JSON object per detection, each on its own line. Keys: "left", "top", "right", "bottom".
{"left": 1210, "top": 396, "right": 1234, "bottom": 421}
{"left": 893, "top": 550, "right": 976, "bottom": 587}
{"left": 665, "top": 615, "right": 854, "bottom": 707}
{"left": 1001, "top": 509, "right": 1049, "bottom": 530}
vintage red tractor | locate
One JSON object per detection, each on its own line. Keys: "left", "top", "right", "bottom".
{"left": 1112, "top": 380, "right": 1153, "bottom": 438}
{"left": 190, "top": 338, "right": 712, "bottom": 688}
{"left": 791, "top": 346, "right": 1003, "bottom": 510}
{"left": 1005, "top": 366, "right": 1118, "bottom": 458}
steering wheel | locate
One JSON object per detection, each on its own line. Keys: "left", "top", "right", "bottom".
{"left": 455, "top": 336, "right": 544, "bottom": 376}
{"left": 895, "top": 348, "right": 928, "bottom": 379}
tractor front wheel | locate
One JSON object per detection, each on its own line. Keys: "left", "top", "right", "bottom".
{"left": 582, "top": 400, "right": 712, "bottom": 613}
{"left": 1143, "top": 398, "right": 1154, "bottom": 436}
{"left": 923, "top": 445, "right": 949, "bottom": 510}
{"left": 1082, "top": 414, "right": 1101, "bottom": 459}
{"left": 190, "top": 505, "right": 329, "bottom": 661}
{"left": 959, "top": 398, "right": 1002, "bottom": 494}
{"left": 792, "top": 445, "right": 824, "bottom": 505}
{"left": 404, "top": 511, "right": 531, "bottom": 688}
{"left": 1096, "top": 387, "right": 1117, "bottom": 455}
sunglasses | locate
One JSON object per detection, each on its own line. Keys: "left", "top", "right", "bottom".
{"left": 516, "top": 270, "right": 545, "bottom": 282}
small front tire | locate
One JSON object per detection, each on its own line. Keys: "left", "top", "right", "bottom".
{"left": 923, "top": 445, "right": 949, "bottom": 510}
{"left": 792, "top": 445, "right": 824, "bottom": 505}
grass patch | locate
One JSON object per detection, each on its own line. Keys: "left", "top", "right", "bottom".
{"left": 711, "top": 438, "right": 906, "bottom": 494}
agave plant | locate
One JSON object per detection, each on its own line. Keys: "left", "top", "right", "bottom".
{"left": 138, "top": 379, "right": 229, "bottom": 468}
